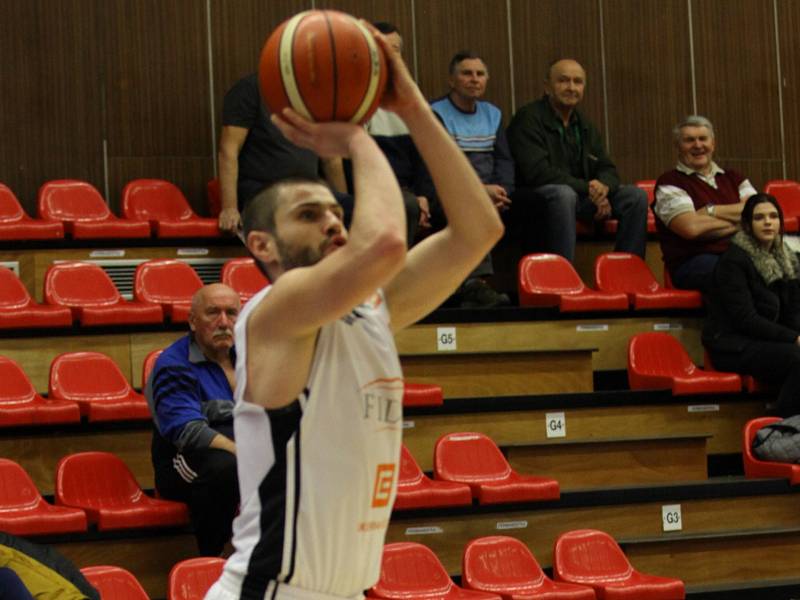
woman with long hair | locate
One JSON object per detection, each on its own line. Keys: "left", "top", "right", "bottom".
{"left": 703, "top": 193, "right": 800, "bottom": 416}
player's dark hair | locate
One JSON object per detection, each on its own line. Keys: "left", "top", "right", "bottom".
{"left": 243, "top": 176, "right": 330, "bottom": 237}
{"left": 372, "top": 21, "right": 397, "bottom": 34}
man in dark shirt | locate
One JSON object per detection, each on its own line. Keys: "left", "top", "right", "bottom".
{"left": 146, "top": 283, "right": 240, "bottom": 556}
{"left": 507, "top": 58, "right": 647, "bottom": 262}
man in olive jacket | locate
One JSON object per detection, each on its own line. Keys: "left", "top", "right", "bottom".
{"left": 507, "top": 58, "right": 647, "bottom": 262}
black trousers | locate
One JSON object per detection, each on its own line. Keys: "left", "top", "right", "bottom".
{"left": 154, "top": 447, "right": 239, "bottom": 556}
{"left": 709, "top": 340, "right": 800, "bottom": 417}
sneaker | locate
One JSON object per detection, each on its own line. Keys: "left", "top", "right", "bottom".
{"left": 459, "top": 278, "right": 511, "bottom": 309}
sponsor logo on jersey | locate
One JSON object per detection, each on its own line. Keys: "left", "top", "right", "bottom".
{"left": 371, "top": 463, "right": 396, "bottom": 508}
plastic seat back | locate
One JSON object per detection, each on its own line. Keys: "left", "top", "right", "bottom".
{"left": 168, "top": 557, "right": 226, "bottom": 600}
{"left": 435, "top": 432, "right": 512, "bottom": 484}
{"left": 207, "top": 178, "right": 221, "bottom": 217}
{"left": 0, "top": 183, "right": 25, "bottom": 222}
{"left": 519, "top": 253, "right": 586, "bottom": 296}
{"left": 38, "top": 180, "right": 111, "bottom": 222}
{"left": 398, "top": 444, "right": 425, "bottom": 486}
{"left": 0, "top": 356, "right": 39, "bottom": 406}
{"left": 134, "top": 259, "right": 203, "bottom": 306}
{"left": 0, "top": 458, "right": 43, "bottom": 509}
{"left": 595, "top": 252, "right": 660, "bottom": 296}
{"left": 371, "top": 542, "right": 455, "bottom": 598}
{"left": 628, "top": 333, "right": 696, "bottom": 389}
{"left": 0, "top": 267, "right": 34, "bottom": 310}
{"left": 45, "top": 262, "right": 122, "bottom": 308}
{"left": 122, "top": 179, "right": 195, "bottom": 222}
{"left": 142, "top": 348, "right": 163, "bottom": 389}
{"left": 635, "top": 180, "right": 656, "bottom": 203}
{"left": 50, "top": 352, "right": 134, "bottom": 403}
{"left": 743, "top": 416, "right": 800, "bottom": 484}
{"left": 221, "top": 258, "right": 269, "bottom": 304}
{"left": 463, "top": 535, "right": 546, "bottom": 593}
{"left": 81, "top": 565, "right": 150, "bottom": 600}
{"left": 56, "top": 452, "right": 143, "bottom": 508}
{"left": 765, "top": 180, "right": 800, "bottom": 218}
{"left": 554, "top": 529, "right": 633, "bottom": 584}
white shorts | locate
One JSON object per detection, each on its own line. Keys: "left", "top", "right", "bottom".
{"left": 204, "top": 571, "right": 364, "bottom": 600}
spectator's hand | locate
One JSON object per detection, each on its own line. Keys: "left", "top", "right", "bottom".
{"left": 594, "top": 198, "right": 612, "bottom": 220}
{"left": 218, "top": 207, "right": 242, "bottom": 235}
{"left": 485, "top": 184, "right": 511, "bottom": 212}
{"left": 271, "top": 108, "right": 365, "bottom": 158}
{"left": 417, "top": 196, "right": 431, "bottom": 229}
{"left": 796, "top": 335, "right": 800, "bottom": 346}
{"left": 588, "top": 179, "right": 609, "bottom": 203}
{"left": 367, "top": 23, "right": 427, "bottom": 118}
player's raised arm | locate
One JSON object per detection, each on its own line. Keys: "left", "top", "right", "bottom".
{"left": 373, "top": 30, "right": 504, "bottom": 330}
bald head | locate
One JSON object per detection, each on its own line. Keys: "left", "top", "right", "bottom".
{"left": 545, "top": 59, "right": 586, "bottom": 118}
{"left": 189, "top": 284, "right": 241, "bottom": 359}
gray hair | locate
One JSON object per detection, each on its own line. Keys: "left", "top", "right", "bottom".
{"left": 673, "top": 115, "right": 715, "bottom": 142}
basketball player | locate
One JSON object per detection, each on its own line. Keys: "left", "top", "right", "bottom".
{"left": 204, "top": 27, "right": 503, "bottom": 600}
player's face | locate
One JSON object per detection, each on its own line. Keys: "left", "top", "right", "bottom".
{"left": 750, "top": 201, "right": 781, "bottom": 249}
{"left": 449, "top": 58, "right": 488, "bottom": 102}
{"left": 273, "top": 183, "right": 347, "bottom": 271}
{"left": 677, "top": 125, "right": 715, "bottom": 174}
{"left": 189, "top": 285, "right": 241, "bottom": 355}
{"left": 545, "top": 59, "right": 585, "bottom": 113}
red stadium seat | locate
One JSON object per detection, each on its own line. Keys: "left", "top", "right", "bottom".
{"left": 56, "top": 452, "right": 189, "bottom": 531}
{"left": 764, "top": 180, "right": 800, "bottom": 232}
{"left": 434, "top": 432, "right": 559, "bottom": 505}
{"left": 462, "top": 536, "right": 595, "bottom": 600}
{"left": 703, "top": 349, "right": 773, "bottom": 395}
{"left": 134, "top": 259, "right": 203, "bottom": 323}
{"left": 0, "top": 266, "right": 73, "bottom": 330}
{"left": 394, "top": 445, "right": 472, "bottom": 511}
{"left": 37, "top": 179, "right": 150, "bottom": 239}
{"left": 220, "top": 257, "right": 269, "bottom": 304}
{"left": 49, "top": 351, "right": 151, "bottom": 421}
{"left": 207, "top": 178, "right": 221, "bottom": 217}
{"left": 553, "top": 529, "right": 684, "bottom": 599}
{"left": 0, "top": 458, "right": 87, "bottom": 535}
{"left": 81, "top": 565, "right": 151, "bottom": 600}
{"left": 142, "top": 348, "right": 163, "bottom": 389}
{"left": 368, "top": 542, "right": 502, "bottom": 599}
{"left": 743, "top": 417, "right": 800, "bottom": 484}
{"left": 0, "top": 356, "right": 80, "bottom": 426}
{"left": 122, "top": 179, "right": 221, "bottom": 238}
{"left": 44, "top": 262, "right": 163, "bottom": 326}
{"left": 168, "top": 557, "right": 226, "bottom": 600}
{"left": 594, "top": 253, "right": 702, "bottom": 310}
{"left": 628, "top": 333, "right": 742, "bottom": 395}
{"left": 518, "top": 254, "right": 628, "bottom": 312}
{"left": 402, "top": 382, "right": 444, "bottom": 407}
{"left": 0, "top": 183, "right": 64, "bottom": 240}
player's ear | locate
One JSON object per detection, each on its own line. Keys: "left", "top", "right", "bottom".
{"left": 247, "top": 230, "right": 278, "bottom": 264}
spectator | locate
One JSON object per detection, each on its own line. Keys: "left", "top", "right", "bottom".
{"left": 653, "top": 115, "right": 757, "bottom": 291}
{"left": 216, "top": 73, "right": 348, "bottom": 233}
{"left": 365, "top": 21, "right": 430, "bottom": 241}
{"left": 703, "top": 193, "right": 800, "bottom": 416}
{"left": 145, "top": 283, "right": 240, "bottom": 556}
{"left": 507, "top": 58, "right": 647, "bottom": 263}
{"left": 430, "top": 50, "right": 512, "bottom": 308}
{"left": 0, "top": 531, "right": 99, "bottom": 599}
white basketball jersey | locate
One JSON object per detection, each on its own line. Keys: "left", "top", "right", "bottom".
{"left": 223, "top": 285, "right": 403, "bottom": 599}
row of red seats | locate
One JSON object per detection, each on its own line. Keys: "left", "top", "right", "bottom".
{"left": 0, "top": 257, "right": 267, "bottom": 330}
{"left": 519, "top": 252, "right": 702, "bottom": 312}
{"left": 79, "top": 558, "right": 224, "bottom": 600}
{"left": 0, "top": 179, "right": 220, "bottom": 240}
{"left": 370, "top": 535, "right": 685, "bottom": 599}
{"left": 0, "top": 453, "right": 187, "bottom": 536}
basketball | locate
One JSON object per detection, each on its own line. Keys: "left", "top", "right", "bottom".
{"left": 259, "top": 10, "right": 388, "bottom": 124}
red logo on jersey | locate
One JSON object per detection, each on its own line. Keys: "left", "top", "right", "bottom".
{"left": 371, "top": 463, "right": 396, "bottom": 508}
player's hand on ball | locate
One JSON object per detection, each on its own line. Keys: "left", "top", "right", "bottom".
{"left": 367, "top": 24, "right": 425, "bottom": 118}
{"left": 272, "top": 108, "right": 365, "bottom": 158}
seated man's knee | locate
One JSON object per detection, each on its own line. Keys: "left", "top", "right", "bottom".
{"left": 613, "top": 186, "right": 648, "bottom": 215}
{"left": 537, "top": 184, "right": 579, "bottom": 207}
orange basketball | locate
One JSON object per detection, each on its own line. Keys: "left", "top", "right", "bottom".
{"left": 259, "top": 10, "right": 387, "bottom": 124}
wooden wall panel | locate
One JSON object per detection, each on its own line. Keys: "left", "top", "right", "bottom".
{"left": 414, "top": 0, "right": 512, "bottom": 119}
{"left": 0, "top": 0, "right": 104, "bottom": 213}
{"left": 777, "top": 0, "right": 800, "bottom": 180}
{"left": 210, "top": 0, "right": 308, "bottom": 121}
{"left": 509, "top": 0, "right": 603, "bottom": 131}
{"left": 603, "top": 0, "right": 693, "bottom": 182}
{"left": 100, "top": 0, "right": 213, "bottom": 210}
{"left": 692, "top": 0, "right": 782, "bottom": 190}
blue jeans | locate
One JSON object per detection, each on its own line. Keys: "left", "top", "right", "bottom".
{"left": 0, "top": 567, "right": 35, "bottom": 600}
{"left": 671, "top": 253, "right": 720, "bottom": 292}
{"left": 528, "top": 184, "right": 648, "bottom": 262}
